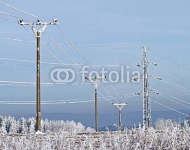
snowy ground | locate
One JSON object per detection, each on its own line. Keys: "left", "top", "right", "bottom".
{"left": 0, "top": 116, "right": 190, "bottom": 149}
{"left": 1, "top": 126, "right": 190, "bottom": 149}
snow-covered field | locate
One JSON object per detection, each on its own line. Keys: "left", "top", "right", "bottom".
{"left": 0, "top": 116, "right": 190, "bottom": 149}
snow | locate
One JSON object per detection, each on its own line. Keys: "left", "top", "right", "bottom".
{"left": 35, "top": 130, "right": 43, "bottom": 134}
{"left": 0, "top": 116, "right": 190, "bottom": 149}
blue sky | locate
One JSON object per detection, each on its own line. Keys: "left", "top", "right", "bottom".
{"left": 0, "top": 0, "right": 190, "bottom": 122}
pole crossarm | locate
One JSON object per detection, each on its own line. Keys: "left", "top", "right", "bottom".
{"left": 112, "top": 102, "right": 127, "bottom": 131}
{"left": 112, "top": 103, "right": 127, "bottom": 111}
{"left": 18, "top": 19, "right": 58, "bottom": 37}
{"left": 18, "top": 19, "right": 58, "bottom": 26}
{"left": 85, "top": 76, "right": 106, "bottom": 89}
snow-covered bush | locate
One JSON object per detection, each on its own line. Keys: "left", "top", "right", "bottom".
{"left": 0, "top": 116, "right": 189, "bottom": 149}
{"left": 155, "top": 118, "right": 166, "bottom": 130}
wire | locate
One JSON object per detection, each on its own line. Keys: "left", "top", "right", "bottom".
{"left": 19, "top": 19, "right": 85, "bottom": 77}
{"left": 0, "top": 36, "right": 35, "bottom": 43}
{"left": 159, "top": 93, "right": 190, "bottom": 109}
{"left": 0, "top": 57, "right": 35, "bottom": 63}
{"left": 161, "top": 79, "right": 190, "bottom": 95}
{"left": 0, "top": 2, "right": 38, "bottom": 18}
{"left": 151, "top": 87, "right": 190, "bottom": 106}
{"left": 76, "top": 45, "right": 142, "bottom": 48}
{"left": 98, "top": 90, "right": 120, "bottom": 104}
{"left": 0, "top": 80, "right": 94, "bottom": 86}
{"left": 147, "top": 47, "right": 190, "bottom": 72}
{"left": 3, "top": 13, "right": 120, "bottom": 104}
{"left": 43, "top": 28, "right": 121, "bottom": 103}
{"left": 18, "top": 18, "right": 119, "bottom": 104}
{"left": 152, "top": 100, "right": 188, "bottom": 117}
{"left": 0, "top": 95, "right": 121, "bottom": 105}
{"left": 0, "top": 100, "right": 94, "bottom": 105}
{"left": 0, "top": 10, "right": 21, "bottom": 19}
{"left": 44, "top": 31, "right": 83, "bottom": 69}
{"left": 0, "top": 5, "right": 144, "bottom": 107}
{"left": 0, "top": 96, "right": 115, "bottom": 103}
{"left": 0, "top": 56, "right": 128, "bottom": 67}
{"left": 0, "top": 35, "right": 143, "bottom": 48}
{"left": 57, "top": 25, "right": 92, "bottom": 64}
{"left": 99, "top": 84, "right": 119, "bottom": 103}
{"left": 124, "top": 93, "right": 139, "bottom": 98}
{"left": 56, "top": 25, "right": 125, "bottom": 102}
{"left": 158, "top": 65, "right": 190, "bottom": 84}
{"left": 42, "top": 45, "right": 83, "bottom": 77}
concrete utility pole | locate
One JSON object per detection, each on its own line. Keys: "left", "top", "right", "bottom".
{"left": 18, "top": 19, "right": 58, "bottom": 131}
{"left": 85, "top": 76, "right": 106, "bottom": 132}
{"left": 112, "top": 103, "right": 127, "bottom": 131}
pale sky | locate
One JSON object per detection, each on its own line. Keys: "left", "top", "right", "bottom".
{"left": 0, "top": 0, "right": 190, "bottom": 121}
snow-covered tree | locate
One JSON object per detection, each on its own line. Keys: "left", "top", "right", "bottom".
{"left": 18, "top": 117, "right": 27, "bottom": 134}
{"left": 0, "top": 116, "right": 6, "bottom": 135}
{"left": 27, "top": 117, "right": 36, "bottom": 133}
{"left": 9, "top": 117, "right": 17, "bottom": 134}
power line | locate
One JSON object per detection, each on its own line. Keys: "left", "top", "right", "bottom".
{"left": 0, "top": 10, "right": 22, "bottom": 19}
{"left": 147, "top": 47, "right": 190, "bottom": 72}
{"left": 98, "top": 91, "right": 120, "bottom": 104}
{"left": 3, "top": 2, "right": 188, "bottom": 124}
{"left": 6, "top": 17, "right": 123, "bottom": 106}
{"left": 0, "top": 2, "right": 38, "bottom": 18}
{"left": 0, "top": 57, "right": 135, "bottom": 68}
{"left": 42, "top": 27, "right": 121, "bottom": 104}
{"left": 158, "top": 65, "right": 190, "bottom": 84}
{"left": 56, "top": 25, "right": 125, "bottom": 102}
{"left": 42, "top": 44, "right": 84, "bottom": 77}
{"left": 161, "top": 79, "right": 190, "bottom": 95}
{"left": 0, "top": 100, "right": 94, "bottom": 105}
{"left": 159, "top": 93, "right": 190, "bottom": 109}
{"left": 0, "top": 80, "right": 89, "bottom": 86}
{"left": 43, "top": 30, "right": 136, "bottom": 103}
{"left": 0, "top": 95, "right": 121, "bottom": 105}
{"left": 152, "top": 100, "right": 188, "bottom": 117}
{"left": 124, "top": 93, "right": 139, "bottom": 98}
{"left": 0, "top": 35, "right": 142, "bottom": 48}
{"left": 151, "top": 87, "right": 190, "bottom": 106}
{"left": 0, "top": 95, "right": 117, "bottom": 103}
{"left": 44, "top": 31, "right": 82, "bottom": 69}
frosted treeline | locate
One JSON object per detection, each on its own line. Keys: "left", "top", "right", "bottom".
{"left": 0, "top": 115, "right": 94, "bottom": 134}
{"left": 0, "top": 116, "right": 190, "bottom": 149}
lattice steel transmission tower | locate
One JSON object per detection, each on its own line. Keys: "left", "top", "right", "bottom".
{"left": 142, "top": 46, "right": 151, "bottom": 128}
{"left": 136, "top": 46, "right": 160, "bottom": 129}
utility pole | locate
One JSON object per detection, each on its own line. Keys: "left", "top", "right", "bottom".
{"left": 142, "top": 46, "right": 150, "bottom": 129}
{"left": 136, "top": 46, "right": 160, "bottom": 129}
{"left": 112, "top": 103, "right": 127, "bottom": 131}
{"left": 18, "top": 19, "right": 58, "bottom": 131}
{"left": 85, "top": 76, "right": 106, "bottom": 132}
